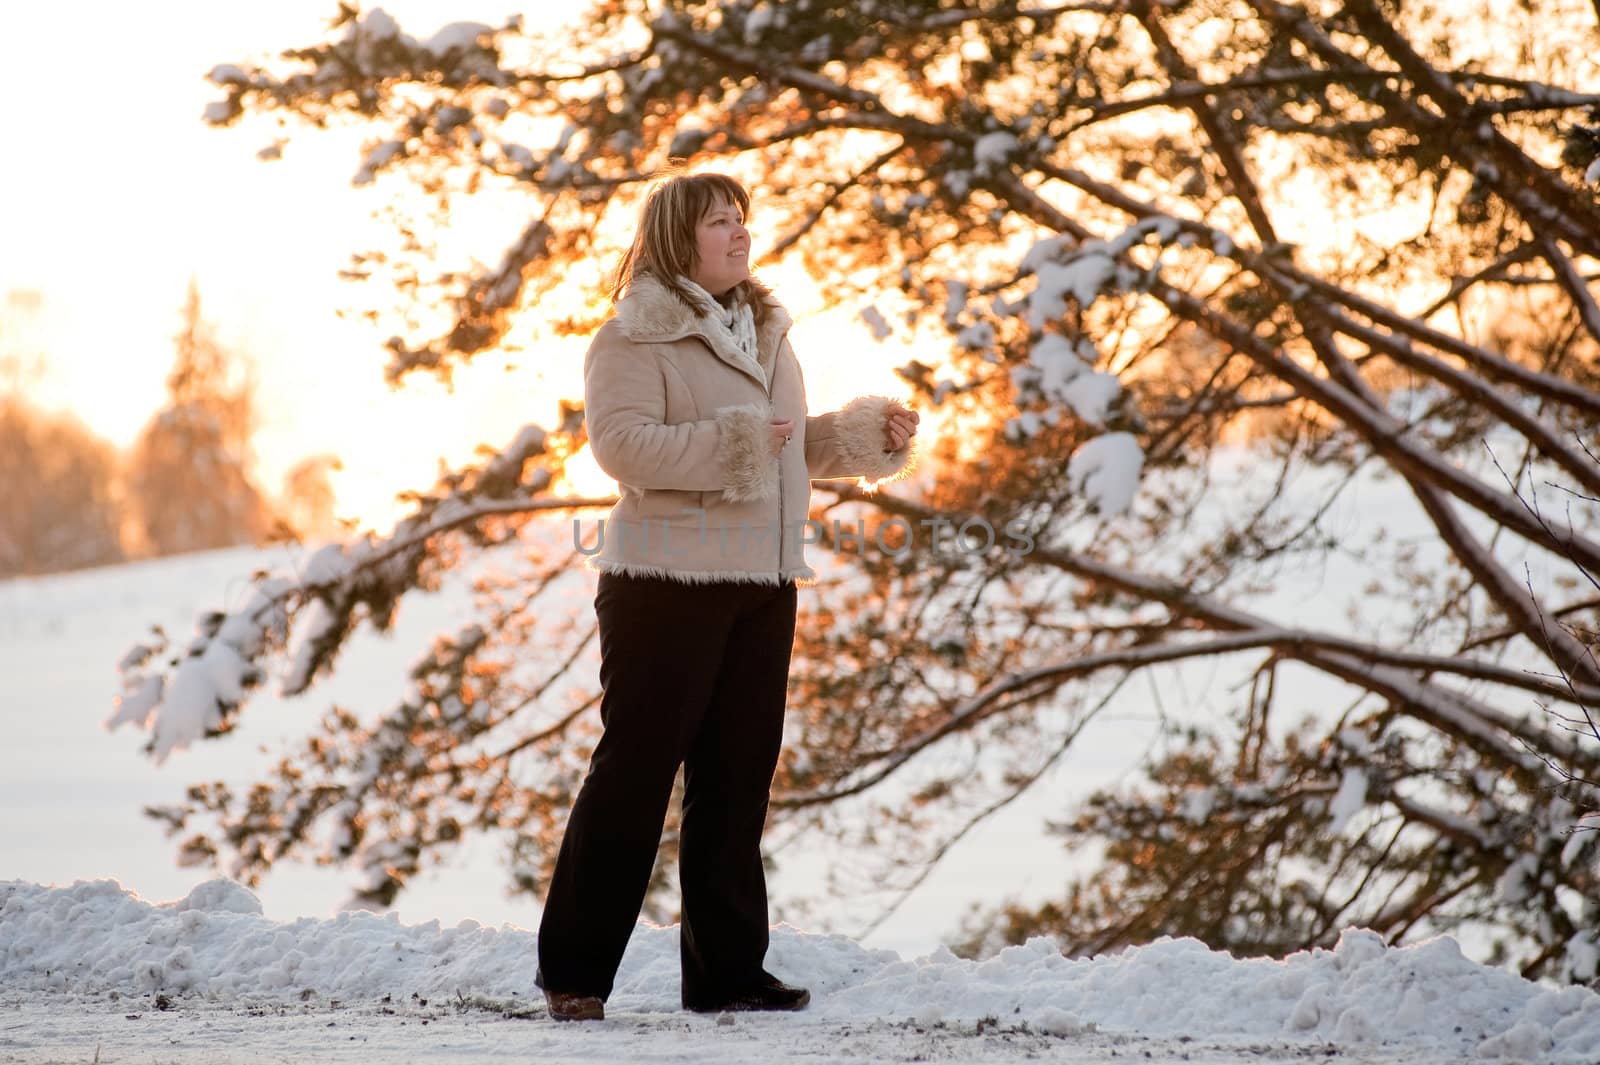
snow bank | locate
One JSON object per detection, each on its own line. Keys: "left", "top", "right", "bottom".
{"left": 3, "top": 879, "right": 1599, "bottom": 1061}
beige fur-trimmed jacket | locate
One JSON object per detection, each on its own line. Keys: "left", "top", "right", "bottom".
{"left": 581, "top": 273, "right": 914, "bottom": 585}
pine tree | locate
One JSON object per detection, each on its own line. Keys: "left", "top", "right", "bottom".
{"left": 124, "top": 283, "right": 273, "bottom": 557}
{"left": 116, "top": 0, "right": 1598, "bottom": 978}
{"left": 279, "top": 454, "right": 344, "bottom": 543}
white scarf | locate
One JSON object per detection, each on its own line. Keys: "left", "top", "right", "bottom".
{"left": 680, "top": 278, "right": 761, "bottom": 374}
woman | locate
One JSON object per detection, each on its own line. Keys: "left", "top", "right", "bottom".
{"left": 535, "top": 172, "right": 919, "bottom": 1021}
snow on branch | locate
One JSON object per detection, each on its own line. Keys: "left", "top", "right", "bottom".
{"left": 966, "top": 214, "right": 1214, "bottom": 512}
{"left": 203, "top": 7, "right": 521, "bottom": 129}
{"left": 818, "top": 483, "right": 1594, "bottom": 786}
{"left": 107, "top": 416, "right": 610, "bottom": 762}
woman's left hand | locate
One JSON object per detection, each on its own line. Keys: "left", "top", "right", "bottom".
{"left": 884, "top": 404, "right": 919, "bottom": 451}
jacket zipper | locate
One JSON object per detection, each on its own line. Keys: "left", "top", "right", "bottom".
{"left": 770, "top": 351, "right": 785, "bottom": 576}
{"left": 776, "top": 417, "right": 785, "bottom": 575}
{"left": 688, "top": 327, "right": 785, "bottom": 576}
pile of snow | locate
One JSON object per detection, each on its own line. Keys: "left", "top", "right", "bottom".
{"left": 1067, "top": 432, "right": 1145, "bottom": 515}
{"left": 3, "top": 879, "right": 1599, "bottom": 1061}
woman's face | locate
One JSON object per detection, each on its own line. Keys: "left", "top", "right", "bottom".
{"left": 689, "top": 196, "right": 750, "bottom": 297}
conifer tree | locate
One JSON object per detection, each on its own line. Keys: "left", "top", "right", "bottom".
{"left": 117, "top": 1, "right": 1599, "bottom": 979}
{"left": 125, "top": 283, "right": 273, "bottom": 557}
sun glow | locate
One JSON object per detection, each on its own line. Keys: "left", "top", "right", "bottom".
{"left": 0, "top": 0, "right": 589, "bottom": 539}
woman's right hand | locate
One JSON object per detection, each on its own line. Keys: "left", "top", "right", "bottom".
{"left": 768, "top": 418, "right": 795, "bottom": 457}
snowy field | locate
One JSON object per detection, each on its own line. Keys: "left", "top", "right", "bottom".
{"left": 4, "top": 509, "right": 1594, "bottom": 1063}
{"left": 4, "top": 877, "right": 1600, "bottom": 1064}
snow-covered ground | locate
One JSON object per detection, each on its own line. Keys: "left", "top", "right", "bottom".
{"left": 3, "top": 494, "right": 1591, "bottom": 1063}
{"left": 4, "top": 877, "right": 1598, "bottom": 1064}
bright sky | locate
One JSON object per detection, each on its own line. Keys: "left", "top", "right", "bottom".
{"left": 0, "top": 1, "right": 916, "bottom": 532}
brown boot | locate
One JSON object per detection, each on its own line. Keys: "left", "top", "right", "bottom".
{"left": 543, "top": 989, "right": 605, "bottom": 1022}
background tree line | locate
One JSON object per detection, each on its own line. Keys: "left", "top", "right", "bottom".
{"left": 0, "top": 283, "right": 340, "bottom": 578}
{"left": 116, "top": 0, "right": 1599, "bottom": 983}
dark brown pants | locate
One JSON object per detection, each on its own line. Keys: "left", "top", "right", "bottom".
{"left": 536, "top": 571, "right": 798, "bottom": 1005}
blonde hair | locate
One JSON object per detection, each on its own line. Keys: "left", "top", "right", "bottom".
{"left": 612, "top": 172, "right": 753, "bottom": 306}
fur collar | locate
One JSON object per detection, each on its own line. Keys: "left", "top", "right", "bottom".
{"left": 614, "top": 273, "right": 793, "bottom": 386}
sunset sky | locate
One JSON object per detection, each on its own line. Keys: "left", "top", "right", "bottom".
{"left": 0, "top": 1, "right": 917, "bottom": 532}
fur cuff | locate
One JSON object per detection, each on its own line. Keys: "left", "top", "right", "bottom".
{"left": 834, "top": 395, "right": 916, "bottom": 485}
{"left": 715, "top": 403, "right": 779, "bottom": 502}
